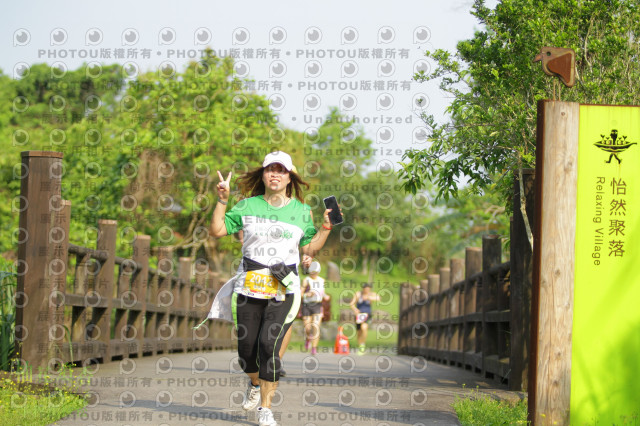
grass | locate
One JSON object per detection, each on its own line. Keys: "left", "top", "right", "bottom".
{"left": 0, "top": 384, "right": 87, "bottom": 426}
{"left": 1, "top": 257, "right": 17, "bottom": 371}
{"left": 452, "top": 387, "right": 528, "bottom": 425}
{"left": 0, "top": 256, "right": 89, "bottom": 425}
{"left": 0, "top": 363, "right": 90, "bottom": 426}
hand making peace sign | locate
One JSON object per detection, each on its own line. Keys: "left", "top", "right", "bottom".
{"left": 216, "top": 170, "right": 232, "bottom": 202}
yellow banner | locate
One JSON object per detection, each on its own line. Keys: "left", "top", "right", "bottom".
{"left": 572, "top": 105, "right": 640, "bottom": 423}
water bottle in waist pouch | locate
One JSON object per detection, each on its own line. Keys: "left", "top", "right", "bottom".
{"left": 268, "top": 260, "right": 298, "bottom": 288}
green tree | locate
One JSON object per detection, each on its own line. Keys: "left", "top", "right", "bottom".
{"left": 0, "top": 64, "right": 124, "bottom": 257}
{"left": 302, "top": 108, "right": 377, "bottom": 264}
{"left": 302, "top": 109, "right": 433, "bottom": 274}
{"left": 424, "top": 188, "right": 509, "bottom": 264}
{"left": 0, "top": 54, "right": 295, "bottom": 267}
{"left": 400, "top": 0, "right": 640, "bottom": 208}
{"left": 2, "top": 56, "right": 503, "bottom": 278}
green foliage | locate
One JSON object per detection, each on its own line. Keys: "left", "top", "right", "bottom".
{"left": 425, "top": 187, "right": 509, "bottom": 263}
{"left": 400, "top": 0, "right": 640, "bottom": 208}
{"left": 0, "top": 52, "right": 293, "bottom": 266}
{"left": 0, "top": 386, "right": 87, "bottom": 426}
{"left": 56, "top": 53, "right": 289, "bottom": 267}
{"left": 1, "top": 49, "right": 507, "bottom": 277}
{"left": 303, "top": 108, "right": 510, "bottom": 269}
{"left": 300, "top": 108, "right": 434, "bottom": 272}
{"left": 452, "top": 388, "right": 528, "bottom": 425}
{"left": 0, "top": 257, "right": 17, "bottom": 371}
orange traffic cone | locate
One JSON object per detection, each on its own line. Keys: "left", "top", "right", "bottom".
{"left": 333, "top": 326, "right": 350, "bottom": 354}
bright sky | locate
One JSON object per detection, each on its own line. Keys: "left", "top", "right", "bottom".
{"left": 1, "top": 0, "right": 493, "bottom": 170}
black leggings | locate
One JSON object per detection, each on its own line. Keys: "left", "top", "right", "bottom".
{"left": 234, "top": 293, "right": 298, "bottom": 382}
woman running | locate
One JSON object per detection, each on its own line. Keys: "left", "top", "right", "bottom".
{"left": 209, "top": 151, "right": 338, "bottom": 426}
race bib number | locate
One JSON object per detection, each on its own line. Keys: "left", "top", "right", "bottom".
{"left": 242, "top": 269, "right": 283, "bottom": 298}
{"left": 356, "top": 313, "right": 369, "bottom": 324}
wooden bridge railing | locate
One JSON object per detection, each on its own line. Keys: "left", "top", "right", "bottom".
{"left": 15, "top": 151, "right": 234, "bottom": 371}
{"left": 398, "top": 237, "right": 511, "bottom": 381}
{"left": 398, "top": 169, "right": 535, "bottom": 391}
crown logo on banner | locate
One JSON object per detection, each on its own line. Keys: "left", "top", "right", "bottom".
{"left": 593, "top": 129, "right": 637, "bottom": 164}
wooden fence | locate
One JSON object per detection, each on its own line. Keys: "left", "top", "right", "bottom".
{"left": 398, "top": 238, "right": 511, "bottom": 379}
{"left": 15, "top": 151, "right": 234, "bottom": 371}
{"left": 398, "top": 170, "right": 535, "bottom": 391}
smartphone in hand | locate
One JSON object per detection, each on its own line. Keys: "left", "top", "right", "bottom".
{"left": 323, "top": 195, "right": 343, "bottom": 226}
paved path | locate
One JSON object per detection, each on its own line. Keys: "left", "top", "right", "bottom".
{"left": 51, "top": 348, "right": 521, "bottom": 426}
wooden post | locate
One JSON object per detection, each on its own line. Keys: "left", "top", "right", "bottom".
{"left": 511, "top": 169, "right": 535, "bottom": 391}
{"left": 113, "top": 256, "right": 130, "bottom": 359}
{"left": 131, "top": 235, "right": 150, "bottom": 357}
{"left": 178, "top": 257, "right": 191, "bottom": 351}
{"left": 70, "top": 249, "right": 89, "bottom": 362}
{"left": 428, "top": 274, "right": 439, "bottom": 357}
{"left": 398, "top": 283, "right": 410, "bottom": 354}
{"left": 449, "top": 258, "right": 464, "bottom": 361}
{"left": 398, "top": 283, "right": 405, "bottom": 354}
{"left": 188, "top": 263, "right": 201, "bottom": 352}
{"left": 404, "top": 282, "right": 412, "bottom": 354}
{"left": 93, "top": 220, "right": 117, "bottom": 363}
{"left": 439, "top": 267, "right": 450, "bottom": 319}
{"left": 418, "top": 278, "right": 428, "bottom": 355}
{"left": 408, "top": 282, "right": 418, "bottom": 355}
{"left": 397, "top": 283, "right": 404, "bottom": 353}
{"left": 194, "top": 267, "right": 206, "bottom": 351}
{"left": 530, "top": 100, "right": 579, "bottom": 425}
{"left": 428, "top": 276, "right": 439, "bottom": 320}
{"left": 439, "top": 267, "right": 450, "bottom": 361}
{"left": 464, "top": 247, "right": 482, "bottom": 369}
{"left": 156, "top": 246, "right": 173, "bottom": 354}
{"left": 48, "top": 200, "right": 71, "bottom": 367}
{"left": 406, "top": 282, "right": 414, "bottom": 355}
{"left": 170, "top": 273, "right": 180, "bottom": 353}
{"left": 202, "top": 272, "right": 213, "bottom": 350}
{"left": 411, "top": 285, "right": 420, "bottom": 355}
{"left": 15, "top": 151, "right": 64, "bottom": 370}
{"left": 482, "top": 235, "right": 502, "bottom": 376}
{"left": 210, "top": 272, "right": 222, "bottom": 347}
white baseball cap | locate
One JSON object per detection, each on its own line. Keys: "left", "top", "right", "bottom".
{"left": 263, "top": 151, "right": 295, "bottom": 172}
{"left": 308, "top": 261, "right": 321, "bottom": 273}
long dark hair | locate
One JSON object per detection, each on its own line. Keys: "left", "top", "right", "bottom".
{"left": 236, "top": 166, "right": 309, "bottom": 202}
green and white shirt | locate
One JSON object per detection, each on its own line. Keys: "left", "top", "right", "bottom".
{"left": 225, "top": 195, "right": 317, "bottom": 297}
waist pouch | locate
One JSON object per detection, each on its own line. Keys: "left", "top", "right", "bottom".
{"left": 242, "top": 257, "right": 298, "bottom": 288}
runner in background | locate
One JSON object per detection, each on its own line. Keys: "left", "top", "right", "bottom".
{"left": 349, "top": 283, "right": 381, "bottom": 355}
{"left": 301, "top": 261, "right": 330, "bottom": 355}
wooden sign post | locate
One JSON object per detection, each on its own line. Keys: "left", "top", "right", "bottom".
{"left": 531, "top": 100, "right": 640, "bottom": 424}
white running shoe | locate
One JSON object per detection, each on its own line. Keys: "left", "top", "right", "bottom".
{"left": 257, "top": 406, "right": 277, "bottom": 426}
{"left": 241, "top": 381, "right": 261, "bottom": 411}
